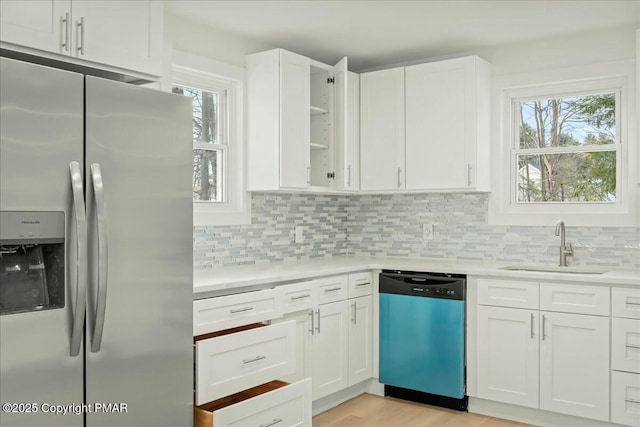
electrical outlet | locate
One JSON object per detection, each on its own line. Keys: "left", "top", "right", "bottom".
{"left": 294, "top": 226, "right": 304, "bottom": 243}
{"left": 422, "top": 223, "right": 434, "bottom": 240}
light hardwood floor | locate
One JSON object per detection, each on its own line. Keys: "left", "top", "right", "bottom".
{"left": 313, "top": 394, "right": 533, "bottom": 427}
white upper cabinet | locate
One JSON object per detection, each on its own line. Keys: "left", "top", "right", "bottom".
{"left": 405, "top": 56, "right": 491, "bottom": 191}
{"left": 0, "top": 0, "right": 70, "bottom": 54}
{"left": 334, "top": 62, "right": 361, "bottom": 191}
{"left": 360, "top": 56, "right": 490, "bottom": 193}
{"left": 360, "top": 67, "right": 406, "bottom": 191}
{"left": 0, "top": 0, "right": 162, "bottom": 78}
{"left": 246, "top": 48, "right": 358, "bottom": 192}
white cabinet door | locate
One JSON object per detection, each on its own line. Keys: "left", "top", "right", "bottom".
{"left": 348, "top": 295, "right": 373, "bottom": 386}
{"left": 280, "top": 49, "right": 311, "bottom": 189}
{"left": 335, "top": 59, "right": 360, "bottom": 191}
{"left": 539, "top": 311, "right": 609, "bottom": 421}
{"left": 360, "top": 67, "right": 405, "bottom": 190}
{"left": 70, "top": 1, "right": 162, "bottom": 76}
{"left": 311, "top": 300, "right": 349, "bottom": 400}
{"left": 0, "top": 0, "right": 71, "bottom": 54}
{"left": 405, "top": 56, "right": 490, "bottom": 191}
{"left": 273, "top": 311, "right": 313, "bottom": 384}
{"left": 476, "top": 305, "right": 539, "bottom": 408}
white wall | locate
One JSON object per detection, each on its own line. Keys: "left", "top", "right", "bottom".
{"left": 164, "top": 12, "right": 274, "bottom": 68}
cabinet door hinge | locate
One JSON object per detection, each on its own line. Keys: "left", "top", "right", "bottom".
{"left": 327, "top": 77, "right": 335, "bottom": 84}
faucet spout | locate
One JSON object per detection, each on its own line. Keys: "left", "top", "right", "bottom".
{"left": 554, "top": 220, "right": 573, "bottom": 267}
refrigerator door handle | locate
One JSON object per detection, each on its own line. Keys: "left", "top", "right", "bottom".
{"left": 69, "top": 161, "right": 87, "bottom": 357}
{"left": 90, "top": 163, "right": 108, "bottom": 353}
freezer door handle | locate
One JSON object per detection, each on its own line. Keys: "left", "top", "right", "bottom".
{"left": 90, "top": 163, "right": 108, "bottom": 353}
{"left": 69, "top": 162, "right": 87, "bottom": 357}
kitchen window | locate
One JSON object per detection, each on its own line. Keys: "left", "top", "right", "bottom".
{"left": 515, "top": 91, "right": 619, "bottom": 204}
{"left": 172, "top": 52, "right": 249, "bottom": 225}
{"left": 489, "top": 61, "right": 637, "bottom": 226}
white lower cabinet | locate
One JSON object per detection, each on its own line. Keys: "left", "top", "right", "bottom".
{"left": 476, "top": 305, "right": 539, "bottom": 408}
{"left": 476, "top": 278, "right": 611, "bottom": 423}
{"left": 348, "top": 295, "right": 373, "bottom": 386}
{"left": 274, "top": 272, "right": 374, "bottom": 402}
{"left": 538, "top": 311, "right": 609, "bottom": 421}
{"left": 311, "top": 300, "right": 350, "bottom": 400}
{"left": 612, "top": 287, "right": 640, "bottom": 427}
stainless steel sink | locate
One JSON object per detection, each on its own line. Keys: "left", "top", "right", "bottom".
{"left": 499, "top": 265, "right": 608, "bottom": 274}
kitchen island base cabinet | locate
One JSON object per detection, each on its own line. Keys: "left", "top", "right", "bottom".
{"left": 194, "top": 378, "right": 312, "bottom": 427}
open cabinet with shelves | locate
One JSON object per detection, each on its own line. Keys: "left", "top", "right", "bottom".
{"left": 246, "top": 49, "right": 357, "bottom": 192}
{"left": 310, "top": 60, "right": 336, "bottom": 188}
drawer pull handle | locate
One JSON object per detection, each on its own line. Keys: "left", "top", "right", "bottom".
{"left": 242, "top": 355, "right": 266, "bottom": 364}
{"left": 356, "top": 282, "right": 371, "bottom": 287}
{"left": 625, "top": 302, "right": 640, "bottom": 306}
{"left": 324, "top": 287, "right": 342, "bottom": 292}
{"left": 625, "top": 399, "right": 640, "bottom": 404}
{"left": 291, "top": 294, "right": 311, "bottom": 300}
{"left": 260, "top": 419, "right": 283, "bottom": 427}
{"left": 230, "top": 307, "right": 254, "bottom": 314}
{"left": 625, "top": 344, "right": 640, "bottom": 349}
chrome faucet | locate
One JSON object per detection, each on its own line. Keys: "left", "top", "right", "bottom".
{"left": 554, "top": 220, "right": 573, "bottom": 267}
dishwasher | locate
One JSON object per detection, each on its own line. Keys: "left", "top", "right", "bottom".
{"left": 379, "top": 270, "right": 467, "bottom": 410}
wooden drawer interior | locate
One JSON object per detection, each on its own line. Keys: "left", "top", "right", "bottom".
{"left": 194, "top": 323, "right": 266, "bottom": 343}
{"left": 194, "top": 380, "right": 288, "bottom": 427}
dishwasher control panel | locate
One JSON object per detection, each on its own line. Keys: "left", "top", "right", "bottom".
{"left": 381, "top": 271, "right": 466, "bottom": 301}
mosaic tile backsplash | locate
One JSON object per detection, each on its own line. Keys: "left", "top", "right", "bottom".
{"left": 193, "top": 192, "right": 640, "bottom": 270}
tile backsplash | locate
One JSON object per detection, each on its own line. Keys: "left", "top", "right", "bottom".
{"left": 193, "top": 192, "right": 640, "bottom": 270}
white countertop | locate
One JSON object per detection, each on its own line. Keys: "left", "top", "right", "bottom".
{"left": 193, "top": 256, "right": 640, "bottom": 298}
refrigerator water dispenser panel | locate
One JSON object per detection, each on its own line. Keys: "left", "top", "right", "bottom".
{"left": 0, "top": 211, "right": 65, "bottom": 315}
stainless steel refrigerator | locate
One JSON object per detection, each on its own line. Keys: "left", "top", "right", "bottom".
{"left": 0, "top": 57, "right": 193, "bottom": 426}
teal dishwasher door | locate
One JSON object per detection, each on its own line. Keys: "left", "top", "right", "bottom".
{"left": 379, "top": 292, "right": 465, "bottom": 398}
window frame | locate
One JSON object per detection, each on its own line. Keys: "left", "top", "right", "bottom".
{"left": 489, "top": 60, "right": 637, "bottom": 227}
{"left": 172, "top": 52, "right": 250, "bottom": 226}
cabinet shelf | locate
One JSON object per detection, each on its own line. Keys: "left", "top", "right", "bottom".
{"left": 310, "top": 142, "right": 329, "bottom": 150}
{"left": 310, "top": 105, "right": 329, "bottom": 115}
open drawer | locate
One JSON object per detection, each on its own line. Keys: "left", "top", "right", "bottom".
{"left": 193, "top": 288, "right": 283, "bottom": 335}
{"left": 194, "top": 378, "right": 311, "bottom": 427}
{"left": 194, "top": 321, "right": 296, "bottom": 405}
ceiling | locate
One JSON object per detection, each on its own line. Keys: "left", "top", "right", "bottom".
{"left": 166, "top": 0, "right": 640, "bottom": 71}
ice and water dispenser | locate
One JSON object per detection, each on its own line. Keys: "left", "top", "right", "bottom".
{"left": 0, "top": 212, "right": 65, "bottom": 315}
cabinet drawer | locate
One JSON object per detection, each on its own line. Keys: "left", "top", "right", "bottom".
{"left": 477, "top": 278, "right": 539, "bottom": 309}
{"left": 348, "top": 271, "right": 373, "bottom": 299}
{"left": 195, "top": 321, "right": 296, "bottom": 405}
{"left": 613, "top": 317, "right": 640, "bottom": 374}
{"left": 194, "top": 378, "right": 312, "bottom": 427}
{"left": 194, "top": 289, "right": 282, "bottom": 335}
{"left": 539, "top": 283, "right": 609, "bottom": 315}
{"left": 611, "top": 371, "right": 640, "bottom": 427}
{"left": 315, "top": 275, "right": 348, "bottom": 305}
{"left": 613, "top": 287, "right": 640, "bottom": 319}
{"left": 279, "top": 281, "right": 316, "bottom": 314}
